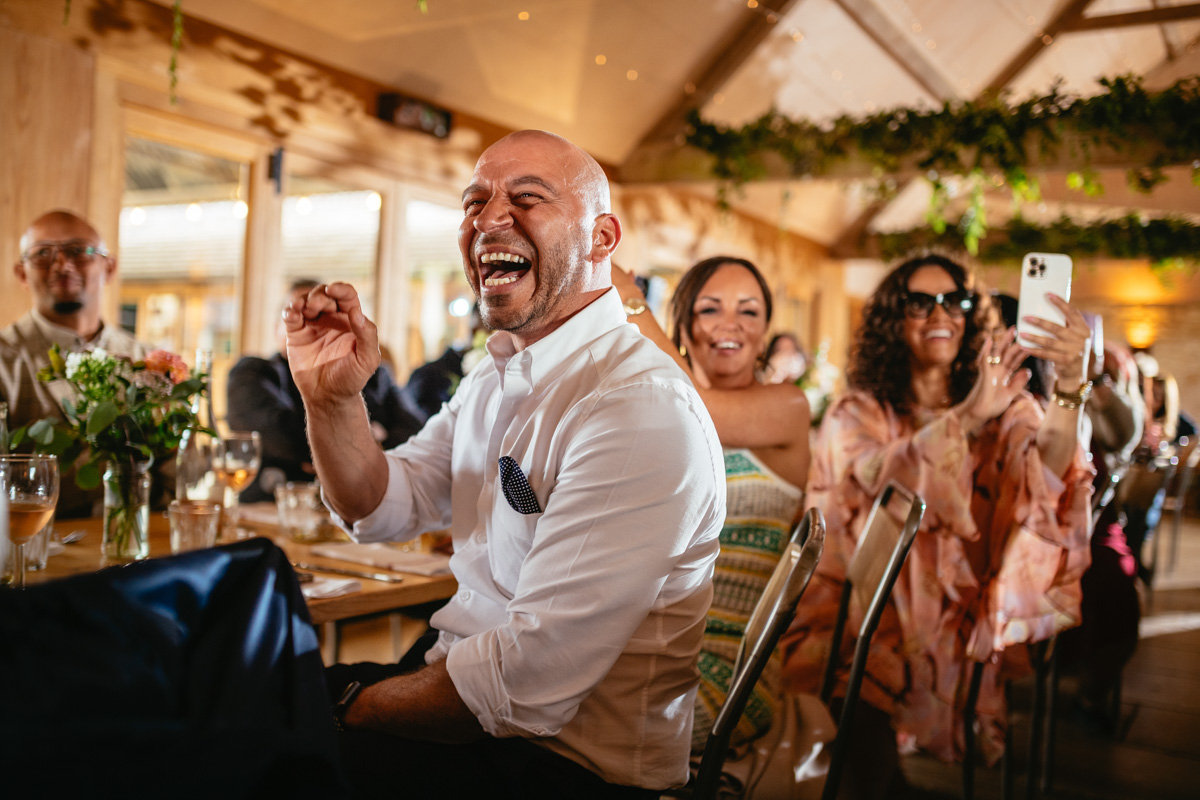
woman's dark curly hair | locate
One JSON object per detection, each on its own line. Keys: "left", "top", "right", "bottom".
{"left": 669, "top": 256, "right": 773, "bottom": 361}
{"left": 846, "top": 253, "right": 997, "bottom": 415}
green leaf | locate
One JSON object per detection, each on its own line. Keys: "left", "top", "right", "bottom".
{"left": 86, "top": 401, "right": 119, "bottom": 435}
{"left": 28, "top": 418, "right": 56, "bottom": 446}
{"left": 76, "top": 461, "right": 101, "bottom": 490}
{"left": 9, "top": 425, "right": 26, "bottom": 448}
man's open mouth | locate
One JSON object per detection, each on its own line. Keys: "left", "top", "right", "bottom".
{"left": 480, "top": 251, "right": 531, "bottom": 287}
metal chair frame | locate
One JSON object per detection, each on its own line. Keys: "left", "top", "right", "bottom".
{"left": 817, "top": 482, "right": 926, "bottom": 800}
{"left": 688, "top": 507, "right": 827, "bottom": 800}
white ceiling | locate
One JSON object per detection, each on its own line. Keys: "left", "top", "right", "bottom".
{"left": 155, "top": 0, "right": 1200, "bottom": 247}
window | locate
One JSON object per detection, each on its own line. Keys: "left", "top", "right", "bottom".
{"left": 119, "top": 136, "right": 250, "bottom": 421}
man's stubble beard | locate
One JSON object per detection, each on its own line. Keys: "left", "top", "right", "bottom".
{"left": 474, "top": 237, "right": 589, "bottom": 336}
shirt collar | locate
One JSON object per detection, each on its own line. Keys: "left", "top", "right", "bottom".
{"left": 30, "top": 309, "right": 105, "bottom": 350}
{"left": 485, "top": 287, "right": 626, "bottom": 389}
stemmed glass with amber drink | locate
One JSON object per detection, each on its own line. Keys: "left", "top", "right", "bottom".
{"left": 2, "top": 455, "right": 59, "bottom": 589}
{"left": 214, "top": 431, "right": 261, "bottom": 539}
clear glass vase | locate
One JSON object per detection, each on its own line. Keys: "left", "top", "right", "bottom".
{"left": 103, "top": 460, "right": 152, "bottom": 561}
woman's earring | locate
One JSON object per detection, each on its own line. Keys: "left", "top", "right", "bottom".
{"left": 679, "top": 345, "right": 688, "bottom": 358}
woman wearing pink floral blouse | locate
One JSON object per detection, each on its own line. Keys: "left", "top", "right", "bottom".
{"left": 781, "top": 254, "right": 1094, "bottom": 797}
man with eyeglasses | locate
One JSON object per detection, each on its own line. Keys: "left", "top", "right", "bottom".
{"left": 1, "top": 209, "right": 146, "bottom": 516}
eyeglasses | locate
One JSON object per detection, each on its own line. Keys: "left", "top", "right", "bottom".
{"left": 21, "top": 242, "right": 109, "bottom": 270}
{"left": 901, "top": 290, "right": 975, "bottom": 319}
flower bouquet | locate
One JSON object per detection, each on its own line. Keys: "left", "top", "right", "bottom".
{"left": 11, "top": 346, "right": 208, "bottom": 560}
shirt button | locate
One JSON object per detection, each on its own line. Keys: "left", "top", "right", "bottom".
{"left": 475, "top": 532, "right": 487, "bottom": 544}
{"left": 459, "top": 590, "right": 471, "bottom": 602}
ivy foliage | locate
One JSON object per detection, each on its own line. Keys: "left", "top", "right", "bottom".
{"left": 878, "top": 214, "right": 1200, "bottom": 275}
{"left": 687, "top": 76, "right": 1200, "bottom": 257}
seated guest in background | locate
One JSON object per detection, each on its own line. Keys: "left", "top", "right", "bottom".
{"left": 401, "top": 304, "right": 486, "bottom": 423}
{"left": 614, "top": 257, "right": 810, "bottom": 752}
{"left": 782, "top": 253, "right": 1093, "bottom": 798}
{"left": 288, "top": 130, "right": 724, "bottom": 798}
{"left": 1124, "top": 359, "right": 1195, "bottom": 582}
{"left": 1, "top": 209, "right": 147, "bottom": 517}
{"left": 226, "top": 278, "right": 422, "bottom": 503}
{"left": 1069, "top": 335, "right": 1145, "bottom": 732}
{"left": 762, "top": 331, "right": 809, "bottom": 385}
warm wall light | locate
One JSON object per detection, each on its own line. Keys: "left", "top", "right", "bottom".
{"left": 1123, "top": 306, "right": 1162, "bottom": 350}
{"left": 1125, "top": 320, "right": 1157, "bottom": 350}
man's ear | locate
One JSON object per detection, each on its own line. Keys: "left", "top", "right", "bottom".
{"left": 101, "top": 254, "right": 117, "bottom": 283}
{"left": 589, "top": 213, "right": 622, "bottom": 264}
{"left": 13, "top": 261, "right": 28, "bottom": 287}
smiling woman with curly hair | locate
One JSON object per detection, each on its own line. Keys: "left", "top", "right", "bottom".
{"left": 781, "top": 252, "right": 1096, "bottom": 799}
{"left": 846, "top": 254, "right": 996, "bottom": 414}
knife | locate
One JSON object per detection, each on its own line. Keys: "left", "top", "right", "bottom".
{"left": 292, "top": 562, "right": 406, "bottom": 583}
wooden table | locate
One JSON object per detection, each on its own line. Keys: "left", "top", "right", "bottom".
{"left": 29, "top": 512, "right": 458, "bottom": 630}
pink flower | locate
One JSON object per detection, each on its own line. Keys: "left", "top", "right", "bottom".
{"left": 144, "top": 350, "right": 189, "bottom": 384}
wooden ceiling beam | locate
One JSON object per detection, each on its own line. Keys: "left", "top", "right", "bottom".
{"left": 831, "top": 0, "right": 961, "bottom": 100}
{"left": 1063, "top": 3, "right": 1200, "bottom": 33}
{"left": 984, "top": 0, "right": 1097, "bottom": 93}
{"left": 633, "top": 0, "right": 802, "bottom": 148}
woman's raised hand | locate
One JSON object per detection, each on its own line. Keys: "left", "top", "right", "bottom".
{"left": 954, "top": 328, "right": 1031, "bottom": 433}
{"left": 282, "top": 282, "right": 381, "bottom": 405}
{"left": 611, "top": 265, "right": 643, "bottom": 304}
{"left": 1018, "top": 294, "right": 1092, "bottom": 391}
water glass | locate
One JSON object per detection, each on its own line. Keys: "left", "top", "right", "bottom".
{"left": 169, "top": 500, "right": 222, "bottom": 554}
{"left": 275, "top": 482, "right": 324, "bottom": 543}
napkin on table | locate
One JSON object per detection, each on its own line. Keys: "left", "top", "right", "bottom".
{"left": 301, "top": 577, "right": 361, "bottom": 599}
{"left": 310, "top": 542, "right": 452, "bottom": 576}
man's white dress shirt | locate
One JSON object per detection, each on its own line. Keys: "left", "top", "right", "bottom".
{"left": 344, "top": 288, "right": 725, "bottom": 789}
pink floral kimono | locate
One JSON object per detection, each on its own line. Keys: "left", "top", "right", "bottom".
{"left": 781, "top": 390, "right": 1093, "bottom": 763}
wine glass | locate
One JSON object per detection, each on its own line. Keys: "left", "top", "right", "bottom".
{"left": 214, "top": 431, "right": 261, "bottom": 539}
{"left": 1, "top": 455, "right": 59, "bottom": 589}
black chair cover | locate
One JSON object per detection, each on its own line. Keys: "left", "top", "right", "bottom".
{"left": 0, "top": 538, "right": 346, "bottom": 798}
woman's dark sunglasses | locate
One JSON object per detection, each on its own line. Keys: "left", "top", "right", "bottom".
{"left": 901, "top": 290, "right": 975, "bottom": 319}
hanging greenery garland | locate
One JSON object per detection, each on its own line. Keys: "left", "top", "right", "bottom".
{"left": 876, "top": 214, "right": 1200, "bottom": 275}
{"left": 687, "top": 76, "right": 1200, "bottom": 254}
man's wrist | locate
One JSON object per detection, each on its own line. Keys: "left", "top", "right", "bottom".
{"left": 333, "top": 680, "right": 365, "bottom": 732}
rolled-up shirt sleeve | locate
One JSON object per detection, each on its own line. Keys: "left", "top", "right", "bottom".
{"left": 444, "top": 380, "right": 724, "bottom": 739}
{"left": 331, "top": 380, "right": 463, "bottom": 544}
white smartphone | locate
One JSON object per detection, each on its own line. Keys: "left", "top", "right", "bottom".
{"left": 1016, "top": 252, "right": 1073, "bottom": 348}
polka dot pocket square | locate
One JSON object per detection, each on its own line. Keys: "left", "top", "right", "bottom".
{"left": 498, "top": 456, "right": 542, "bottom": 515}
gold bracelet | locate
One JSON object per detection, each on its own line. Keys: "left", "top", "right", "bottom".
{"left": 1052, "top": 380, "right": 1092, "bottom": 410}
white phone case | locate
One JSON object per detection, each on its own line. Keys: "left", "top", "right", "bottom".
{"left": 1016, "top": 252, "right": 1073, "bottom": 347}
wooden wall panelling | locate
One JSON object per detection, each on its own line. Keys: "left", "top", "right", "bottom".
{"left": 0, "top": 25, "right": 95, "bottom": 329}
{"left": 90, "top": 66, "right": 126, "bottom": 330}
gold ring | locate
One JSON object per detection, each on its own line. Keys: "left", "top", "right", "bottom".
{"left": 986, "top": 355, "right": 1002, "bottom": 365}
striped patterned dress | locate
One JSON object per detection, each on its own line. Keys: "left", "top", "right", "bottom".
{"left": 692, "top": 448, "right": 805, "bottom": 751}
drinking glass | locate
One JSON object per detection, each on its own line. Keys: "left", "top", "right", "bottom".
{"left": 215, "top": 431, "right": 261, "bottom": 538}
{"left": 1, "top": 454, "right": 59, "bottom": 589}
